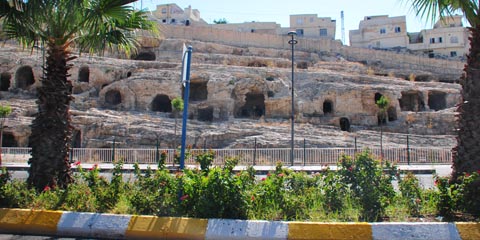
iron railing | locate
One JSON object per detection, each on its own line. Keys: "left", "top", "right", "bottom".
{"left": 0, "top": 147, "right": 452, "bottom": 165}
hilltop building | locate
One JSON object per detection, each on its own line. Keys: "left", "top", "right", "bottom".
{"left": 408, "top": 15, "right": 469, "bottom": 58}
{"left": 349, "top": 15, "right": 408, "bottom": 49}
{"left": 350, "top": 15, "right": 469, "bottom": 59}
{"left": 290, "top": 14, "right": 336, "bottom": 39}
{"left": 150, "top": 3, "right": 208, "bottom": 26}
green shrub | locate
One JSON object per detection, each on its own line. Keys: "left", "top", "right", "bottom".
{"left": 129, "top": 164, "right": 178, "bottom": 216}
{"left": 435, "top": 176, "right": 454, "bottom": 219}
{"left": 399, "top": 172, "right": 422, "bottom": 216}
{"left": 338, "top": 150, "right": 396, "bottom": 221}
{"left": 318, "top": 170, "right": 348, "bottom": 212}
{"left": 195, "top": 150, "right": 215, "bottom": 174}
{"left": 181, "top": 167, "right": 248, "bottom": 219}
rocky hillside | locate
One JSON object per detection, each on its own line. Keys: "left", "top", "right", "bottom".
{"left": 0, "top": 39, "right": 460, "bottom": 149}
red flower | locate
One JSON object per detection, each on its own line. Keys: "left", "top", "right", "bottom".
{"left": 348, "top": 167, "right": 353, "bottom": 172}
{"left": 89, "top": 164, "right": 98, "bottom": 171}
{"left": 278, "top": 173, "right": 285, "bottom": 177}
{"left": 180, "top": 195, "right": 189, "bottom": 201}
{"left": 434, "top": 179, "right": 439, "bottom": 186}
{"left": 267, "top": 173, "right": 271, "bottom": 177}
{"left": 261, "top": 178, "right": 266, "bottom": 181}
{"left": 251, "top": 195, "right": 255, "bottom": 201}
{"left": 73, "top": 161, "right": 81, "bottom": 166}
{"left": 43, "top": 186, "right": 51, "bottom": 192}
{"left": 465, "top": 173, "right": 470, "bottom": 177}
{"left": 477, "top": 170, "right": 480, "bottom": 174}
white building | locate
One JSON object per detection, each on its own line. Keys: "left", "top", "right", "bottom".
{"left": 408, "top": 15, "right": 469, "bottom": 58}
{"left": 151, "top": 3, "right": 207, "bottom": 26}
{"left": 290, "top": 14, "right": 336, "bottom": 39}
{"left": 349, "top": 15, "right": 408, "bottom": 49}
{"left": 350, "top": 15, "right": 469, "bottom": 59}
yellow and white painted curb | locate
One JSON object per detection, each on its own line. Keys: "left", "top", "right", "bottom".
{"left": 0, "top": 209, "right": 479, "bottom": 239}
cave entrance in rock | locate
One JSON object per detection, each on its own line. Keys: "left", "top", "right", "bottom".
{"left": 105, "top": 90, "right": 122, "bottom": 105}
{"left": 340, "top": 117, "right": 350, "bottom": 132}
{"left": 134, "top": 51, "right": 156, "bottom": 61}
{"left": 2, "top": 132, "right": 17, "bottom": 147}
{"left": 0, "top": 72, "right": 11, "bottom": 91}
{"left": 72, "top": 130, "right": 82, "bottom": 148}
{"left": 78, "top": 66, "right": 90, "bottom": 83}
{"left": 198, "top": 106, "right": 214, "bottom": 122}
{"left": 387, "top": 106, "right": 398, "bottom": 122}
{"left": 374, "top": 92, "right": 383, "bottom": 104}
{"left": 236, "top": 93, "right": 265, "bottom": 119}
{"left": 185, "top": 81, "right": 208, "bottom": 101}
{"left": 151, "top": 94, "right": 172, "bottom": 112}
{"left": 15, "top": 65, "right": 35, "bottom": 89}
{"left": 428, "top": 91, "right": 447, "bottom": 111}
{"left": 399, "top": 91, "right": 425, "bottom": 112}
{"left": 323, "top": 100, "right": 333, "bottom": 115}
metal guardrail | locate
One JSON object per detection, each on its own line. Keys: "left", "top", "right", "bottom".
{"left": 0, "top": 147, "right": 452, "bottom": 165}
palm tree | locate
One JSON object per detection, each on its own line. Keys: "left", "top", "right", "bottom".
{"left": 376, "top": 95, "right": 389, "bottom": 162}
{"left": 0, "top": 105, "right": 12, "bottom": 166}
{"left": 0, "top": 0, "right": 156, "bottom": 191}
{"left": 404, "top": 0, "right": 480, "bottom": 180}
{"left": 171, "top": 96, "right": 184, "bottom": 148}
{"left": 407, "top": 3, "right": 479, "bottom": 218}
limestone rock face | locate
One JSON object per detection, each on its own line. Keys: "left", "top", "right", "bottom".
{"left": 0, "top": 39, "right": 461, "bottom": 149}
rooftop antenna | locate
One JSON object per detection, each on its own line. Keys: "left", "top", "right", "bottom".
{"left": 341, "top": 10, "right": 345, "bottom": 44}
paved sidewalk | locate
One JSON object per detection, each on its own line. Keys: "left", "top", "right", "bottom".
{"left": 1, "top": 162, "right": 452, "bottom": 176}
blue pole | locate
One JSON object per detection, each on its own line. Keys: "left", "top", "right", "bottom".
{"left": 180, "top": 46, "right": 192, "bottom": 170}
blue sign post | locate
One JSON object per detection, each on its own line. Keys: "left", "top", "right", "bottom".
{"left": 180, "top": 45, "right": 192, "bottom": 170}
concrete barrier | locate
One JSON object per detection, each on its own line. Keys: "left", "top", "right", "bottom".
{"left": 0, "top": 209, "right": 478, "bottom": 239}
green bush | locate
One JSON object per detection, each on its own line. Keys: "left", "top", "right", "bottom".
{"left": 338, "top": 151, "right": 396, "bottom": 221}
{"left": 129, "top": 163, "right": 178, "bottom": 216}
{"left": 2, "top": 150, "right": 479, "bottom": 222}
{"left": 399, "top": 172, "right": 422, "bottom": 216}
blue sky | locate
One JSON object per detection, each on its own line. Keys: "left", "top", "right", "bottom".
{"left": 135, "top": 0, "right": 458, "bottom": 44}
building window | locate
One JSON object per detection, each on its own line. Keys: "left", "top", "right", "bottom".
{"left": 430, "top": 38, "right": 435, "bottom": 43}
{"left": 296, "top": 29, "right": 304, "bottom": 36}
{"left": 439, "top": 37, "right": 443, "bottom": 43}
{"left": 251, "top": 29, "right": 255, "bottom": 33}
{"left": 171, "top": 19, "right": 175, "bottom": 23}
{"left": 450, "top": 51, "right": 457, "bottom": 57}
{"left": 380, "top": 28, "right": 386, "bottom": 34}
{"left": 310, "top": 17, "right": 314, "bottom": 23}
{"left": 161, "top": 8, "right": 167, "bottom": 14}
{"left": 395, "top": 26, "right": 401, "bottom": 33}
{"left": 296, "top": 18, "right": 304, "bottom": 25}
{"left": 162, "top": 19, "right": 166, "bottom": 23}
{"left": 319, "top": 28, "right": 328, "bottom": 36}
{"left": 450, "top": 36, "right": 458, "bottom": 43}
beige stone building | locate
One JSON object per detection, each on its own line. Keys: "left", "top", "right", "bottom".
{"left": 349, "top": 15, "right": 408, "bottom": 49}
{"left": 350, "top": 14, "right": 469, "bottom": 59}
{"left": 150, "top": 3, "right": 207, "bottom": 26}
{"left": 408, "top": 15, "right": 469, "bottom": 59}
{"left": 289, "top": 14, "right": 336, "bottom": 39}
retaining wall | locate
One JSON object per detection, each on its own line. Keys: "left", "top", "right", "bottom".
{"left": 161, "top": 25, "right": 464, "bottom": 77}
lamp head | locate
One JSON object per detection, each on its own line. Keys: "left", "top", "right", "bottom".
{"left": 288, "top": 31, "right": 297, "bottom": 36}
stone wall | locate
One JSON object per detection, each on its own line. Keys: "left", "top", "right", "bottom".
{"left": 162, "top": 25, "right": 464, "bottom": 79}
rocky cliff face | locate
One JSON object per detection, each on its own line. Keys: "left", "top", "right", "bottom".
{"left": 0, "top": 39, "right": 460, "bottom": 150}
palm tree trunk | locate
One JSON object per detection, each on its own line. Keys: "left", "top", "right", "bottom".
{"left": 452, "top": 23, "right": 480, "bottom": 180}
{"left": 27, "top": 41, "right": 74, "bottom": 191}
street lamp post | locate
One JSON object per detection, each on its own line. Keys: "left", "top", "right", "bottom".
{"left": 288, "top": 31, "right": 297, "bottom": 166}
